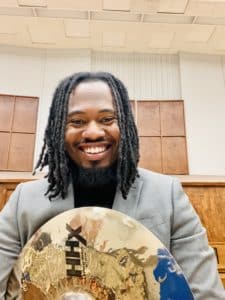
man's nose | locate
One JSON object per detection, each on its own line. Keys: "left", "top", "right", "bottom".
{"left": 82, "top": 121, "right": 105, "bottom": 140}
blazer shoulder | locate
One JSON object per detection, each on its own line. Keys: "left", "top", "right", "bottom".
{"left": 18, "top": 178, "right": 49, "bottom": 196}
{"left": 137, "top": 168, "right": 176, "bottom": 186}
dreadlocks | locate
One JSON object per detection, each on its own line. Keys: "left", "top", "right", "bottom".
{"left": 34, "top": 72, "right": 139, "bottom": 200}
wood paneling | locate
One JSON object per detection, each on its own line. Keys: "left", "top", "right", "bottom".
{"left": 136, "top": 100, "right": 188, "bottom": 175}
{"left": 211, "top": 243, "right": 225, "bottom": 272}
{"left": 0, "top": 174, "right": 43, "bottom": 210}
{"left": 184, "top": 187, "right": 225, "bottom": 242}
{"left": 0, "top": 95, "right": 38, "bottom": 171}
{"left": 0, "top": 183, "right": 17, "bottom": 210}
{"left": 137, "top": 101, "right": 160, "bottom": 136}
{"left": 162, "top": 137, "right": 188, "bottom": 174}
{"left": 182, "top": 180, "right": 225, "bottom": 287}
{"left": 139, "top": 137, "right": 162, "bottom": 172}
{"left": 0, "top": 133, "right": 10, "bottom": 170}
{"left": 221, "top": 274, "right": 225, "bottom": 287}
{"left": 0, "top": 96, "right": 14, "bottom": 131}
{"left": 7, "top": 133, "right": 35, "bottom": 171}
{"left": 12, "top": 97, "right": 38, "bottom": 133}
{"left": 160, "top": 101, "right": 185, "bottom": 136}
{"left": 209, "top": 243, "right": 225, "bottom": 287}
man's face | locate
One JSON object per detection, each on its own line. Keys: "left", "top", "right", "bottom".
{"left": 65, "top": 80, "right": 120, "bottom": 169}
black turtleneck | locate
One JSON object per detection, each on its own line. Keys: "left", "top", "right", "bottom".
{"left": 73, "top": 181, "right": 117, "bottom": 209}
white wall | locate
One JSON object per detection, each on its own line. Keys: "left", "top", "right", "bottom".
{"left": 0, "top": 47, "right": 45, "bottom": 98}
{"left": 180, "top": 53, "right": 225, "bottom": 175}
{"left": 92, "top": 52, "right": 181, "bottom": 99}
{"left": 0, "top": 46, "right": 224, "bottom": 175}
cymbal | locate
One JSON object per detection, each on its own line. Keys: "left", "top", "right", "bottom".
{"left": 6, "top": 207, "right": 194, "bottom": 299}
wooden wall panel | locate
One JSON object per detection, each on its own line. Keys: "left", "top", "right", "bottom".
{"left": 184, "top": 187, "right": 225, "bottom": 242}
{"left": 12, "top": 97, "right": 38, "bottom": 133}
{"left": 7, "top": 133, "right": 35, "bottom": 171}
{"left": 0, "top": 95, "right": 38, "bottom": 171}
{"left": 160, "top": 101, "right": 185, "bottom": 136}
{"left": 0, "top": 133, "right": 10, "bottom": 169}
{"left": 137, "top": 101, "right": 160, "bottom": 136}
{"left": 162, "top": 137, "right": 188, "bottom": 174}
{"left": 0, "top": 182, "right": 21, "bottom": 210}
{"left": 210, "top": 242, "right": 225, "bottom": 276}
{"left": 182, "top": 182, "right": 225, "bottom": 287}
{"left": 0, "top": 96, "right": 14, "bottom": 131}
{"left": 220, "top": 274, "right": 225, "bottom": 287}
{"left": 139, "top": 137, "right": 162, "bottom": 172}
{"left": 136, "top": 100, "right": 188, "bottom": 175}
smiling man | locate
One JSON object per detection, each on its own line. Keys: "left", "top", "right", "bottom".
{"left": 64, "top": 80, "right": 121, "bottom": 209}
{"left": 0, "top": 72, "right": 224, "bottom": 299}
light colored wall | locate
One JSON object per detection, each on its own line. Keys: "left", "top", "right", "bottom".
{"left": 0, "top": 47, "right": 45, "bottom": 98}
{"left": 0, "top": 46, "right": 224, "bottom": 175}
{"left": 180, "top": 53, "right": 225, "bottom": 175}
{"left": 92, "top": 52, "right": 181, "bottom": 100}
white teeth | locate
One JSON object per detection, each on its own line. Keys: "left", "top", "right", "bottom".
{"left": 84, "top": 146, "right": 106, "bottom": 154}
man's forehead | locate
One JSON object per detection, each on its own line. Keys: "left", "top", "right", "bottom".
{"left": 68, "top": 81, "right": 116, "bottom": 113}
{"left": 72, "top": 80, "right": 112, "bottom": 95}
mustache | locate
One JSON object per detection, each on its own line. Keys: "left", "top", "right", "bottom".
{"left": 75, "top": 137, "right": 107, "bottom": 145}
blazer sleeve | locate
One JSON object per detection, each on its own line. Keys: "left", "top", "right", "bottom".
{"left": 0, "top": 184, "right": 22, "bottom": 299}
{"left": 170, "top": 178, "right": 225, "bottom": 299}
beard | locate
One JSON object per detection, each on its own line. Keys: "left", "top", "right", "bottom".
{"left": 70, "top": 161, "right": 118, "bottom": 188}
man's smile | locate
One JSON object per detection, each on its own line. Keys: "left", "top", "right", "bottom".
{"left": 77, "top": 142, "right": 112, "bottom": 161}
{"left": 78, "top": 142, "right": 111, "bottom": 153}
{"left": 83, "top": 146, "right": 106, "bottom": 154}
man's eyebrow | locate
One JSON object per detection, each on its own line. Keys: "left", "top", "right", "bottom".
{"left": 68, "top": 110, "right": 85, "bottom": 117}
{"left": 99, "top": 109, "right": 115, "bottom": 113}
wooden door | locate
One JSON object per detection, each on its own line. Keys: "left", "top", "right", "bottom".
{"left": 136, "top": 100, "right": 188, "bottom": 175}
{"left": 0, "top": 95, "right": 38, "bottom": 171}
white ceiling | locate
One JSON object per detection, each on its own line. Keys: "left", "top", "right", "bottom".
{"left": 1, "top": 0, "right": 225, "bottom": 54}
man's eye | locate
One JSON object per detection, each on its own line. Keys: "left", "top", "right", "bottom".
{"left": 70, "top": 119, "right": 86, "bottom": 126}
{"left": 101, "top": 117, "right": 115, "bottom": 124}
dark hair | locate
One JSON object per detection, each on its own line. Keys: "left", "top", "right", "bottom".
{"left": 34, "top": 72, "right": 139, "bottom": 199}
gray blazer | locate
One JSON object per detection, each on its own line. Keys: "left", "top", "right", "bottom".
{"left": 0, "top": 168, "right": 224, "bottom": 299}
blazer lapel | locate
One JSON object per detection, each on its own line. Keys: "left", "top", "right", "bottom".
{"left": 51, "top": 181, "right": 74, "bottom": 213}
{"left": 112, "top": 176, "right": 143, "bottom": 219}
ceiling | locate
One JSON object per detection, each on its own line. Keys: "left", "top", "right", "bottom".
{"left": 1, "top": 0, "right": 225, "bottom": 54}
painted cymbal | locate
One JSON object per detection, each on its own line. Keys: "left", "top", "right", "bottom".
{"left": 6, "top": 207, "right": 194, "bottom": 299}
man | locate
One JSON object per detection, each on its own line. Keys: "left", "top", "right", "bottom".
{"left": 0, "top": 72, "right": 224, "bottom": 299}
